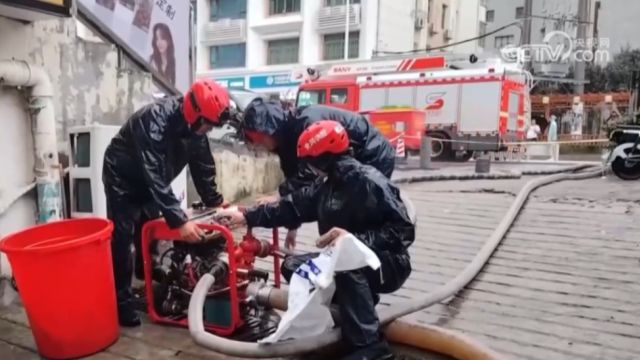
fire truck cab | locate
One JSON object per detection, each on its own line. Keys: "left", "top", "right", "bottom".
{"left": 294, "top": 56, "right": 530, "bottom": 160}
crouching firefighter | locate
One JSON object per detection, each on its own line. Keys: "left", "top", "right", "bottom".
{"left": 241, "top": 98, "right": 397, "bottom": 250}
{"left": 217, "top": 120, "right": 415, "bottom": 360}
{"left": 103, "top": 79, "right": 231, "bottom": 327}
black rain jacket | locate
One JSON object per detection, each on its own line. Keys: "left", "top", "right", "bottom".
{"left": 244, "top": 157, "right": 414, "bottom": 256}
{"left": 243, "top": 100, "right": 396, "bottom": 196}
{"left": 102, "top": 97, "right": 223, "bottom": 229}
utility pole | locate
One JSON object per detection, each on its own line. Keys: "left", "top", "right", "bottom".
{"left": 574, "top": 0, "right": 590, "bottom": 94}
{"left": 522, "top": 0, "right": 533, "bottom": 71}
{"left": 592, "top": 1, "right": 601, "bottom": 55}
{"left": 344, "top": 0, "right": 351, "bottom": 59}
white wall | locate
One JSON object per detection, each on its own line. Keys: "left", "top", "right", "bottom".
{"left": 196, "top": 0, "right": 211, "bottom": 72}
{"left": 376, "top": 1, "right": 415, "bottom": 53}
{"left": 246, "top": 0, "right": 267, "bottom": 68}
{"left": 300, "top": 0, "right": 321, "bottom": 65}
{"left": 362, "top": 0, "right": 380, "bottom": 58}
{"left": 452, "top": 0, "right": 483, "bottom": 54}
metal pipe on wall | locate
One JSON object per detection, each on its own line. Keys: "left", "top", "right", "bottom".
{"left": 0, "top": 59, "right": 63, "bottom": 223}
{"left": 0, "top": 59, "right": 63, "bottom": 281}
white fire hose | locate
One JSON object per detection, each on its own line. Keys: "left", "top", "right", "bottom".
{"left": 188, "top": 165, "right": 605, "bottom": 358}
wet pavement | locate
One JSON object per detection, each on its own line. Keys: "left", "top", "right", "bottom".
{"left": 1, "top": 161, "right": 637, "bottom": 360}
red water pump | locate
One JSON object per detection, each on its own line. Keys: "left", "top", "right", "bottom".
{"left": 140, "top": 207, "right": 284, "bottom": 341}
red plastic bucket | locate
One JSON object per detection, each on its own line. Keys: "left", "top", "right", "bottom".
{"left": 0, "top": 218, "right": 119, "bottom": 359}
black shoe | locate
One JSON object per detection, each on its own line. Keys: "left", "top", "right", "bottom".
{"left": 131, "top": 287, "right": 148, "bottom": 313}
{"left": 118, "top": 304, "right": 141, "bottom": 327}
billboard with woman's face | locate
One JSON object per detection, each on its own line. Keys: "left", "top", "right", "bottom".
{"left": 77, "top": 0, "right": 191, "bottom": 94}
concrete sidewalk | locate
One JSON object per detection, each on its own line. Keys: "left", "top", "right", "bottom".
{"left": 0, "top": 161, "right": 617, "bottom": 360}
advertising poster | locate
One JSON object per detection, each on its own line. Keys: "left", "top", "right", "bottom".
{"left": 78, "top": 0, "right": 191, "bottom": 93}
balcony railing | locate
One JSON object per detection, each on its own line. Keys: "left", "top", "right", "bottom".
{"left": 317, "top": 4, "right": 361, "bottom": 34}
{"left": 201, "top": 18, "right": 246, "bottom": 45}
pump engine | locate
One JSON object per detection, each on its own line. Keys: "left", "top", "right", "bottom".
{"left": 140, "top": 206, "right": 285, "bottom": 341}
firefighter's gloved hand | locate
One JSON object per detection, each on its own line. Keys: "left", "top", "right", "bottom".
{"left": 316, "top": 227, "right": 348, "bottom": 248}
{"left": 285, "top": 229, "right": 297, "bottom": 250}
{"left": 179, "top": 221, "right": 205, "bottom": 242}
{"left": 215, "top": 209, "right": 246, "bottom": 226}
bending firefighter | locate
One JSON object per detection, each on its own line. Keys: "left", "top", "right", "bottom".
{"left": 218, "top": 120, "right": 415, "bottom": 360}
{"left": 241, "top": 98, "right": 396, "bottom": 248}
{"left": 102, "top": 79, "right": 231, "bottom": 327}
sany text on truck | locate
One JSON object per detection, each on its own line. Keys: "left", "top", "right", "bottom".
{"left": 294, "top": 56, "right": 529, "bottom": 161}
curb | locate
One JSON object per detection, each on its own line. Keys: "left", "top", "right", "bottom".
{"left": 392, "top": 164, "right": 604, "bottom": 184}
{"left": 393, "top": 172, "right": 521, "bottom": 184}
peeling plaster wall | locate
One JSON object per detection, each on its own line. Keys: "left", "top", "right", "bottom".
{"left": 0, "top": 15, "right": 283, "bottom": 256}
{"left": 0, "top": 15, "right": 154, "bottom": 238}
{"left": 11, "top": 18, "right": 155, "bottom": 153}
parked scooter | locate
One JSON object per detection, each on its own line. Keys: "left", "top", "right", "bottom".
{"left": 604, "top": 125, "right": 640, "bottom": 180}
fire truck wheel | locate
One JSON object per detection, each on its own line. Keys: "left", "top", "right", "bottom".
{"left": 429, "top": 133, "right": 451, "bottom": 161}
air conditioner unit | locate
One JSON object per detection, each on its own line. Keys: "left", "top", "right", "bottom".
{"left": 444, "top": 29, "right": 453, "bottom": 40}
{"left": 415, "top": 17, "right": 425, "bottom": 30}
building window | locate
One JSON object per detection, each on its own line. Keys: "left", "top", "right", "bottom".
{"left": 210, "top": 43, "right": 246, "bottom": 69}
{"left": 330, "top": 88, "right": 348, "bottom": 104}
{"left": 494, "top": 35, "right": 515, "bottom": 49}
{"left": 267, "top": 38, "right": 299, "bottom": 65}
{"left": 269, "top": 0, "right": 300, "bottom": 15}
{"left": 486, "top": 9, "right": 494, "bottom": 22}
{"left": 515, "top": 6, "right": 524, "bottom": 19}
{"left": 478, "top": 22, "right": 487, "bottom": 47}
{"left": 323, "top": 32, "right": 359, "bottom": 60}
{"left": 210, "top": 0, "right": 246, "bottom": 20}
{"left": 325, "top": 0, "right": 360, "bottom": 5}
{"left": 441, "top": 4, "right": 448, "bottom": 29}
{"left": 297, "top": 90, "right": 326, "bottom": 107}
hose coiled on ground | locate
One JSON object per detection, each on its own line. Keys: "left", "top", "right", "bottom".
{"left": 188, "top": 166, "right": 605, "bottom": 358}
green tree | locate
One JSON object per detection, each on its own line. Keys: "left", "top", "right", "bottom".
{"left": 584, "top": 62, "right": 608, "bottom": 92}
{"left": 604, "top": 46, "right": 640, "bottom": 90}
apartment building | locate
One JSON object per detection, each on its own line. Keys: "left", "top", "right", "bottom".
{"left": 196, "top": 0, "right": 485, "bottom": 99}
{"left": 483, "top": 0, "right": 597, "bottom": 76}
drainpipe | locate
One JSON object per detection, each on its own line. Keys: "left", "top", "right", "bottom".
{"left": 0, "top": 59, "right": 63, "bottom": 224}
{"left": 0, "top": 60, "right": 61, "bottom": 284}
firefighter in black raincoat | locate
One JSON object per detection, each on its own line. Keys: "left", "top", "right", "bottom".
{"left": 218, "top": 120, "right": 414, "bottom": 360}
{"left": 241, "top": 98, "right": 396, "bottom": 249}
{"left": 102, "top": 79, "right": 231, "bottom": 327}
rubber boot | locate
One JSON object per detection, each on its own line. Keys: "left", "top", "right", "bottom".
{"left": 117, "top": 302, "right": 141, "bottom": 327}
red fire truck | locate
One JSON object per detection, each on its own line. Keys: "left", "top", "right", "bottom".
{"left": 294, "top": 56, "right": 530, "bottom": 160}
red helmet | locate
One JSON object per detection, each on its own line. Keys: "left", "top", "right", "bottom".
{"left": 183, "top": 79, "right": 230, "bottom": 125}
{"left": 297, "top": 120, "right": 349, "bottom": 158}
